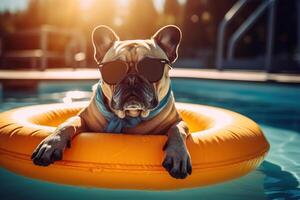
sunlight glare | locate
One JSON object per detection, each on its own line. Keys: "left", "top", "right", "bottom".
{"left": 117, "top": 0, "right": 130, "bottom": 7}
{"left": 63, "top": 90, "right": 90, "bottom": 104}
{"left": 79, "top": 0, "right": 95, "bottom": 10}
{"left": 114, "top": 17, "right": 123, "bottom": 26}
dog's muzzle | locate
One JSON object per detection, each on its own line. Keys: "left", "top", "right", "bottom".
{"left": 111, "top": 74, "right": 158, "bottom": 117}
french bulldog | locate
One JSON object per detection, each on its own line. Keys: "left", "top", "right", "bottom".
{"left": 31, "top": 25, "right": 192, "bottom": 179}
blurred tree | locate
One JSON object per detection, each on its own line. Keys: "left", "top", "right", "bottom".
{"left": 40, "top": 0, "right": 80, "bottom": 27}
{"left": 15, "top": 0, "right": 41, "bottom": 29}
{"left": 79, "top": 0, "right": 117, "bottom": 63}
{"left": 163, "top": 0, "right": 181, "bottom": 25}
{"left": 87, "top": 0, "right": 116, "bottom": 28}
{"left": 123, "top": 0, "right": 159, "bottom": 39}
{"left": 13, "top": 0, "right": 81, "bottom": 29}
{"left": 164, "top": 0, "right": 180, "bottom": 15}
{"left": 0, "top": 12, "right": 15, "bottom": 35}
{"left": 181, "top": 0, "right": 237, "bottom": 56}
{"left": 182, "top": 0, "right": 215, "bottom": 49}
{"left": 0, "top": 0, "right": 299, "bottom": 70}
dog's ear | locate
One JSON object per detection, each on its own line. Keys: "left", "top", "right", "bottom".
{"left": 152, "top": 25, "right": 182, "bottom": 63}
{"left": 92, "top": 25, "right": 119, "bottom": 64}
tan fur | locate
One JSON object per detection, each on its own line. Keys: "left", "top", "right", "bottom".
{"left": 101, "top": 39, "right": 170, "bottom": 105}
{"left": 79, "top": 39, "right": 180, "bottom": 134}
{"left": 32, "top": 26, "right": 192, "bottom": 179}
{"left": 79, "top": 91, "right": 180, "bottom": 134}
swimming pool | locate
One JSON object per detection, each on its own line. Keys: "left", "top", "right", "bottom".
{"left": 0, "top": 78, "right": 299, "bottom": 200}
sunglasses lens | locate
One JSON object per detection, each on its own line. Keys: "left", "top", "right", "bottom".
{"left": 101, "top": 61, "right": 127, "bottom": 84}
{"left": 137, "top": 58, "right": 165, "bottom": 82}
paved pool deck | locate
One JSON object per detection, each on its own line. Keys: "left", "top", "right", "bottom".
{"left": 0, "top": 68, "right": 300, "bottom": 83}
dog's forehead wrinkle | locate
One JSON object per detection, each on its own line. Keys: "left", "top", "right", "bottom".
{"left": 115, "top": 40, "right": 150, "bottom": 49}
{"left": 115, "top": 40, "right": 149, "bottom": 62}
{"left": 103, "top": 39, "right": 168, "bottom": 63}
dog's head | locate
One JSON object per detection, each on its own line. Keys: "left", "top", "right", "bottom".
{"left": 92, "top": 25, "right": 181, "bottom": 118}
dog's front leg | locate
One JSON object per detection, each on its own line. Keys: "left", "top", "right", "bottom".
{"left": 31, "top": 116, "right": 86, "bottom": 166}
{"left": 162, "top": 121, "right": 192, "bottom": 179}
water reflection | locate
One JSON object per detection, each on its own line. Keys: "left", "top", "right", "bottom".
{"left": 0, "top": 79, "right": 299, "bottom": 199}
{"left": 260, "top": 161, "right": 300, "bottom": 199}
{"left": 1, "top": 160, "right": 298, "bottom": 200}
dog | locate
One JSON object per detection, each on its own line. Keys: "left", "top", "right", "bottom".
{"left": 31, "top": 25, "right": 192, "bottom": 179}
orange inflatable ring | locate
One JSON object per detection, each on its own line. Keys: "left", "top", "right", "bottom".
{"left": 0, "top": 102, "right": 269, "bottom": 190}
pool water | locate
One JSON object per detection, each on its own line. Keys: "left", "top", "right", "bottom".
{"left": 0, "top": 79, "right": 299, "bottom": 200}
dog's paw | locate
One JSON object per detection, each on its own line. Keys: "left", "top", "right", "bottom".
{"left": 162, "top": 144, "right": 192, "bottom": 179}
{"left": 31, "top": 134, "right": 70, "bottom": 166}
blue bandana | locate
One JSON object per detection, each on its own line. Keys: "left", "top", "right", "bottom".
{"left": 95, "top": 82, "right": 172, "bottom": 133}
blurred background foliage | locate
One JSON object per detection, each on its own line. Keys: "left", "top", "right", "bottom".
{"left": 0, "top": 0, "right": 299, "bottom": 71}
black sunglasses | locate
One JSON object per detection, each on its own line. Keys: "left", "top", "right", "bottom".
{"left": 98, "top": 57, "right": 172, "bottom": 84}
